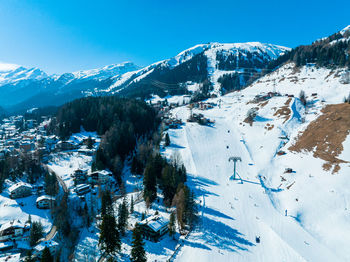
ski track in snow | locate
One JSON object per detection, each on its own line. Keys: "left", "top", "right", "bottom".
{"left": 164, "top": 72, "right": 349, "bottom": 260}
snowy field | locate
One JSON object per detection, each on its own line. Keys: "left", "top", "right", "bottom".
{"left": 163, "top": 64, "right": 350, "bottom": 261}
{"left": 0, "top": 186, "right": 52, "bottom": 233}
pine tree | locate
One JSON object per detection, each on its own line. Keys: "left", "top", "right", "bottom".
{"left": 130, "top": 225, "right": 147, "bottom": 262}
{"left": 24, "top": 250, "right": 35, "bottom": 262}
{"left": 130, "top": 195, "right": 134, "bottom": 214}
{"left": 41, "top": 247, "right": 53, "bottom": 262}
{"left": 86, "top": 136, "right": 94, "bottom": 149}
{"left": 117, "top": 197, "right": 129, "bottom": 236}
{"left": 101, "top": 190, "right": 113, "bottom": 216}
{"left": 143, "top": 159, "right": 157, "bottom": 204}
{"left": 165, "top": 133, "right": 170, "bottom": 147}
{"left": 99, "top": 214, "right": 121, "bottom": 255}
{"left": 168, "top": 212, "right": 176, "bottom": 239}
{"left": 30, "top": 221, "right": 44, "bottom": 246}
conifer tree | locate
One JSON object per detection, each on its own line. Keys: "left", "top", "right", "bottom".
{"left": 165, "top": 133, "right": 170, "bottom": 147}
{"left": 143, "top": 158, "right": 157, "bottom": 204}
{"left": 168, "top": 212, "right": 176, "bottom": 239}
{"left": 41, "top": 247, "right": 53, "bottom": 262}
{"left": 30, "top": 221, "right": 44, "bottom": 246}
{"left": 117, "top": 197, "right": 129, "bottom": 236}
{"left": 130, "top": 195, "right": 134, "bottom": 214}
{"left": 130, "top": 225, "right": 147, "bottom": 262}
{"left": 99, "top": 214, "right": 121, "bottom": 255}
{"left": 101, "top": 190, "right": 113, "bottom": 216}
{"left": 24, "top": 250, "right": 35, "bottom": 262}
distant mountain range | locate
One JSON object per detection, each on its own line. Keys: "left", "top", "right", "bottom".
{"left": 0, "top": 25, "right": 349, "bottom": 112}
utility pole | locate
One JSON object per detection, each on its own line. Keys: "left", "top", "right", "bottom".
{"left": 229, "top": 156, "right": 242, "bottom": 180}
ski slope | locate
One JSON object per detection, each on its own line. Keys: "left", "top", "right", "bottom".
{"left": 164, "top": 65, "right": 350, "bottom": 261}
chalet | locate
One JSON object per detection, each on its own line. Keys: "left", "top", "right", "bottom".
{"left": 89, "top": 170, "right": 112, "bottom": 184}
{"left": 139, "top": 215, "right": 169, "bottom": 242}
{"left": 0, "top": 220, "right": 26, "bottom": 242}
{"left": 72, "top": 169, "right": 88, "bottom": 183}
{"left": 36, "top": 195, "right": 55, "bottom": 209}
{"left": 33, "top": 240, "right": 59, "bottom": 258}
{"left": 0, "top": 253, "right": 20, "bottom": 262}
{"left": 75, "top": 184, "right": 91, "bottom": 195}
{"left": 55, "top": 140, "right": 78, "bottom": 151}
{"left": 9, "top": 182, "right": 32, "bottom": 199}
{"left": 19, "top": 141, "right": 35, "bottom": 153}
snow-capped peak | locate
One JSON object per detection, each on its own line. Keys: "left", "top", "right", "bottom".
{"left": 0, "top": 62, "right": 48, "bottom": 85}
{"left": 340, "top": 25, "right": 350, "bottom": 35}
{"left": 71, "top": 62, "right": 140, "bottom": 80}
{"left": 0, "top": 62, "right": 20, "bottom": 72}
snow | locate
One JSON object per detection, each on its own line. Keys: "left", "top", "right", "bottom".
{"left": 34, "top": 240, "right": 59, "bottom": 252}
{"left": 106, "top": 42, "right": 289, "bottom": 94}
{"left": 0, "top": 253, "right": 20, "bottom": 262}
{"left": 0, "top": 62, "right": 19, "bottom": 72}
{"left": 72, "top": 62, "right": 140, "bottom": 81}
{"left": 8, "top": 181, "right": 32, "bottom": 192}
{"left": 0, "top": 187, "right": 52, "bottom": 233}
{"left": 161, "top": 64, "right": 350, "bottom": 261}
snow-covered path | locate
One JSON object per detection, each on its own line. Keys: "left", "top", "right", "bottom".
{"left": 166, "top": 107, "right": 341, "bottom": 262}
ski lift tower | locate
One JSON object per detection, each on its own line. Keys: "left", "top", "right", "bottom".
{"left": 229, "top": 156, "right": 242, "bottom": 180}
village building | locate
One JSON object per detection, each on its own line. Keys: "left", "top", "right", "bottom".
{"left": 89, "top": 170, "right": 112, "bottom": 184}
{"left": 0, "top": 253, "right": 20, "bottom": 262}
{"left": 72, "top": 169, "right": 88, "bottom": 184}
{"left": 0, "top": 220, "right": 27, "bottom": 242}
{"left": 139, "top": 215, "right": 169, "bottom": 242}
{"left": 36, "top": 195, "right": 56, "bottom": 209}
{"left": 9, "top": 182, "right": 32, "bottom": 199}
{"left": 55, "top": 140, "right": 78, "bottom": 151}
{"left": 33, "top": 240, "right": 59, "bottom": 258}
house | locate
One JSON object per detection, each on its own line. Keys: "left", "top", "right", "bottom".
{"left": 36, "top": 195, "right": 55, "bottom": 209}
{"left": 55, "top": 140, "right": 78, "bottom": 151}
{"left": 89, "top": 170, "right": 112, "bottom": 184}
{"left": 19, "top": 141, "right": 35, "bottom": 153}
{"left": 0, "top": 220, "right": 26, "bottom": 242}
{"left": 139, "top": 215, "right": 169, "bottom": 242}
{"left": 9, "top": 182, "right": 32, "bottom": 199}
{"left": 72, "top": 169, "right": 88, "bottom": 183}
{"left": 33, "top": 240, "right": 59, "bottom": 258}
{"left": 0, "top": 253, "right": 20, "bottom": 262}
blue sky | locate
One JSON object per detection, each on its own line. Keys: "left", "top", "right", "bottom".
{"left": 0, "top": 0, "right": 349, "bottom": 74}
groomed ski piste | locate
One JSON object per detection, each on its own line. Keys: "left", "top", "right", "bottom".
{"left": 163, "top": 64, "right": 350, "bottom": 261}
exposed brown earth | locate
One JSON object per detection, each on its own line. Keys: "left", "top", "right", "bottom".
{"left": 273, "top": 98, "right": 292, "bottom": 123}
{"left": 289, "top": 103, "right": 350, "bottom": 173}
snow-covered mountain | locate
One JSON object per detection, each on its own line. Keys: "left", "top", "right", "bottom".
{"left": 0, "top": 62, "right": 140, "bottom": 111}
{"left": 101, "top": 42, "right": 289, "bottom": 97}
{"left": 0, "top": 62, "right": 48, "bottom": 85}
{"left": 0, "top": 43, "right": 288, "bottom": 111}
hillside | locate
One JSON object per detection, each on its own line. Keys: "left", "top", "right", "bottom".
{"left": 101, "top": 42, "right": 289, "bottom": 99}
{"left": 163, "top": 60, "right": 350, "bottom": 260}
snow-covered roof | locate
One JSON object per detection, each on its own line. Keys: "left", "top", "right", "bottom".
{"left": 34, "top": 240, "right": 59, "bottom": 252}
{"left": 140, "top": 215, "right": 169, "bottom": 232}
{"left": 0, "top": 220, "right": 25, "bottom": 232}
{"left": 0, "top": 253, "right": 20, "bottom": 262}
{"left": 8, "top": 182, "right": 32, "bottom": 192}
{"left": 36, "top": 195, "right": 55, "bottom": 203}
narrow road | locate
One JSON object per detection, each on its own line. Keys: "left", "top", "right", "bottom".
{"left": 41, "top": 164, "right": 69, "bottom": 241}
